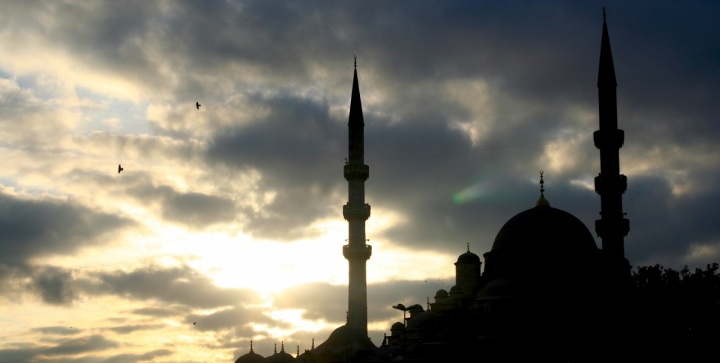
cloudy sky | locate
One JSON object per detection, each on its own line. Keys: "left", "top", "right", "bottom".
{"left": 1, "top": 1, "right": 719, "bottom": 362}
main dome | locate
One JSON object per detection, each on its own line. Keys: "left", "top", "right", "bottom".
{"left": 491, "top": 205, "right": 597, "bottom": 253}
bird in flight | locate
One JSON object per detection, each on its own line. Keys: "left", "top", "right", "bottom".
{"left": 118, "top": 164, "right": 124, "bottom": 174}
{"left": 193, "top": 322, "right": 196, "bottom": 325}
{"left": 196, "top": 102, "right": 201, "bottom": 110}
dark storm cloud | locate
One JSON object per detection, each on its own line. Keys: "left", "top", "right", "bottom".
{"left": 623, "top": 175, "right": 720, "bottom": 267}
{"left": 0, "top": 335, "right": 119, "bottom": 363}
{"left": 41, "top": 335, "right": 118, "bottom": 356}
{"left": 126, "top": 184, "right": 236, "bottom": 229}
{"left": 3, "top": 0, "right": 719, "bottom": 271}
{"left": 0, "top": 191, "right": 135, "bottom": 304}
{"left": 206, "top": 93, "right": 345, "bottom": 240}
{"left": 31, "top": 326, "right": 82, "bottom": 336}
{"left": 30, "top": 266, "right": 78, "bottom": 305}
{"left": 86, "top": 264, "right": 260, "bottom": 308}
{"left": 0, "top": 191, "right": 134, "bottom": 266}
{"left": 106, "top": 324, "right": 166, "bottom": 335}
{"left": 131, "top": 305, "right": 190, "bottom": 318}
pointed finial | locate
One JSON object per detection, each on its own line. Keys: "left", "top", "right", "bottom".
{"left": 603, "top": 7, "right": 606, "bottom": 21}
{"left": 281, "top": 341, "right": 285, "bottom": 352}
{"left": 312, "top": 339, "right": 315, "bottom": 350}
{"left": 426, "top": 297, "right": 430, "bottom": 311}
{"left": 250, "top": 340, "right": 254, "bottom": 353}
{"left": 536, "top": 171, "right": 550, "bottom": 207}
{"left": 383, "top": 333, "right": 387, "bottom": 346}
{"left": 354, "top": 55, "right": 357, "bottom": 69}
{"left": 346, "top": 310, "right": 349, "bottom": 323}
{"left": 297, "top": 346, "right": 300, "bottom": 357}
{"left": 274, "top": 343, "right": 277, "bottom": 354}
{"left": 466, "top": 243, "right": 470, "bottom": 252}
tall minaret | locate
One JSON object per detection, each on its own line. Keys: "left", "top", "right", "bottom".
{"left": 594, "top": 9, "right": 630, "bottom": 277}
{"left": 343, "top": 57, "right": 371, "bottom": 335}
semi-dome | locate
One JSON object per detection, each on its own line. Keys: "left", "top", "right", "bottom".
{"left": 312, "top": 324, "right": 376, "bottom": 358}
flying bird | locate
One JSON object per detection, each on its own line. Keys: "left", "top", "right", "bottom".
{"left": 193, "top": 322, "right": 196, "bottom": 325}
{"left": 118, "top": 164, "right": 123, "bottom": 173}
{"left": 196, "top": 102, "right": 201, "bottom": 110}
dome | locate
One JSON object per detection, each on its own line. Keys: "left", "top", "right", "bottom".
{"left": 491, "top": 205, "right": 596, "bottom": 253}
{"left": 265, "top": 342, "right": 296, "bottom": 362}
{"left": 475, "top": 274, "right": 523, "bottom": 300}
{"left": 456, "top": 250, "right": 481, "bottom": 264}
{"left": 434, "top": 289, "right": 448, "bottom": 298}
{"left": 449, "top": 285, "right": 463, "bottom": 297}
{"left": 313, "top": 324, "right": 377, "bottom": 356}
{"left": 235, "top": 342, "right": 266, "bottom": 363}
{"left": 391, "top": 322, "right": 405, "bottom": 331}
{"left": 407, "top": 311, "right": 437, "bottom": 330}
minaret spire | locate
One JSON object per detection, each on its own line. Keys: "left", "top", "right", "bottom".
{"left": 536, "top": 171, "right": 550, "bottom": 207}
{"left": 594, "top": 10, "right": 630, "bottom": 277}
{"left": 343, "top": 58, "right": 371, "bottom": 336}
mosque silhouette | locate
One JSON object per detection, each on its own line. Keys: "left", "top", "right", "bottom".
{"left": 236, "top": 13, "right": 634, "bottom": 363}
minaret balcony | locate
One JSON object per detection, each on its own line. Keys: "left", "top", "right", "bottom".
{"left": 593, "top": 129, "right": 625, "bottom": 149}
{"left": 594, "top": 174, "right": 628, "bottom": 195}
{"left": 343, "top": 244, "right": 372, "bottom": 260}
{"left": 595, "top": 218, "right": 630, "bottom": 238}
{"left": 344, "top": 164, "right": 369, "bottom": 182}
{"left": 343, "top": 203, "right": 371, "bottom": 221}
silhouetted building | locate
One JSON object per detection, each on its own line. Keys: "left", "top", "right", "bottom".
{"left": 365, "top": 13, "right": 631, "bottom": 362}
{"left": 236, "top": 13, "right": 634, "bottom": 363}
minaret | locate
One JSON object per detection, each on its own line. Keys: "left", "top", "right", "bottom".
{"left": 343, "top": 57, "right": 372, "bottom": 335}
{"left": 594, "top": 9, "right": 630, "bottom": 277}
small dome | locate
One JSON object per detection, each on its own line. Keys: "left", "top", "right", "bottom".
{"left": 235, "top": 342, "right": 266, "bottom": 363}
{"left": 407, "top": 311, "right": 437, "bottom": 330}
{"left": 449, "top": 285, "right": 463, "bottom": 297}
{"left": 475, "top": 274, "right": 523, "bottom": 300}
{"left": 266, "top": 342, "right": 296, "bottom": 362}
{"left": 434, "top": 289, "right": 448, "bottom": 298}
{"left": 391, "top": 322, "right": 405, "bottom": 331}
{"left": 456, "top": 251, "right": 481, "bottom": 264}
{"left": 312, "top": 324, "right": 376, "bottom": 355}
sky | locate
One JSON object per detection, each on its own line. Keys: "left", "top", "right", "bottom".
{"left": 1, "top": 0, "right": 719, "bottom": 362}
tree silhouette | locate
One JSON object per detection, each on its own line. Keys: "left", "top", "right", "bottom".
{"left": 629, "top": 263, "right": 720, "bottom": 360}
